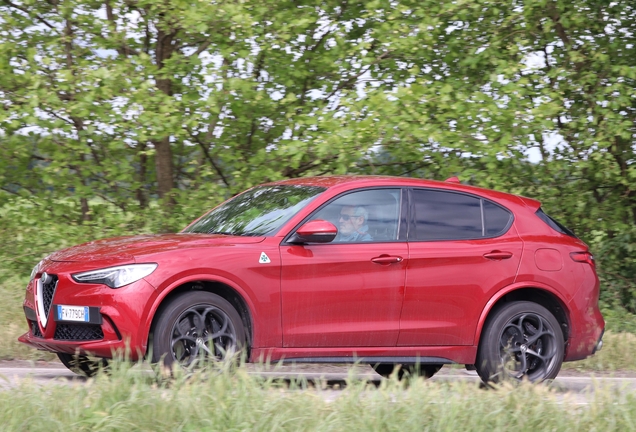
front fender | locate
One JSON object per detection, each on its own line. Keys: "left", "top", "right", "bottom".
{"left": 139, "top": 272, "right": 260, "bottom": 354}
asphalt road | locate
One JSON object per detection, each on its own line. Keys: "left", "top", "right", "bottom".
{"left": 1, "top": 361, "right": 635, "bottom": 404}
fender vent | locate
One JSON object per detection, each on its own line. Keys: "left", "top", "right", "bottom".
{"left": 30, "top": 320, "right": 43, "bottom": 338}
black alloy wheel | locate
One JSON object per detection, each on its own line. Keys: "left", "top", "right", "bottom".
{"left": 57, "top": 352, "right": 109, "bottom": 377}
{"left": 476, "top": 301, "right": 564, "bottom": 384}
{"left": 372, "top": 363, "right": 443, "bottom": 380}
{"left": 151, "top": 291, "right": 246, "bottom": 370}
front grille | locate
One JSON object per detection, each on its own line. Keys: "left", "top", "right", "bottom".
{"left": 30, "top": 320, "right": 42, "bottom": 338}
{"left": 54, "top": 324, "right": 104, "bottom": 341}
{"left": 41, "top": 274, "right": 58, "bottom": 319}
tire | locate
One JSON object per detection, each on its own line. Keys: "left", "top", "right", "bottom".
{"left": 372, "top": 363, "right": 443, "bottom": 380}
{"left": 475, "top": 301, "right": 564, "bottom": 384}
{"left": 150, "top": 291, "right": 246, "bottom": 370}
{"left": 57, "top": 352, "right": 109, "bottom": 377}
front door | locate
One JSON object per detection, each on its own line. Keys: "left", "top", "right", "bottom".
{"left": 281, "top": 188, "right": 407, "bottom": 347}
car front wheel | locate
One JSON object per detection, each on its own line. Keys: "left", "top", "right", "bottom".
{"left": 476, "top": 301, "right": 564, "bottom": 383}
{"left": 151, "top": 291, "right": 246, "bottom": 370}
{"left": 57, "top": 353, "right": 109, "bottom": 377}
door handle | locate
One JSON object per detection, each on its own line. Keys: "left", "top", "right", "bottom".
{"left": 371, "top": 255, "right": 403, "bottom": 265}
{"left": 483, "top": 251, "right": 513, "bottom": 260}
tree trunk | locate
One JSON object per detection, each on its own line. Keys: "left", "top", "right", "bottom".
{"left": 153, "top": 136, "right": 174, "bottom": 201}
{"left": 80, "top": 197, "right": 90, "bottom": 222}
{"left": 152, "top": 26, "right": 177, "bottom": 201}
{"left": 136, "top": 143, "right": 149, "bottom": 208}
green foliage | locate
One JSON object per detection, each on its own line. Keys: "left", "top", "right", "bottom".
{"left": 600, "top": 304, "right": 636, "bottom": 335}
{"left": 1, "top": 0, "right": 636, "bottom": 317}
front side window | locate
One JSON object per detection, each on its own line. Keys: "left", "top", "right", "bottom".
{"left": 309, "top": 189, "right": 402, "bottom": 243}
{"left": 184, "top": 185, "right": 326, "bottom": 236}
{"left": 411, "top": 189, "right": 512, "bottom": 241}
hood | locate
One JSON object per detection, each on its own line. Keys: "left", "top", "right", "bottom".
{"left": 48, "top": 233, "right": 266, "bottom": 263}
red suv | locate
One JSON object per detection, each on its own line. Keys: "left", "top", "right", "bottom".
{"left": 19, "top": 176, "right": 604, "bottom": 383}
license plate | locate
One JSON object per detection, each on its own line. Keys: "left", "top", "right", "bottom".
{"left": 57, "top": 305, "right": 89, "bottom": 322}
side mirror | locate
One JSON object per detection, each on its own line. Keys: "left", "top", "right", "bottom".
{"left": 289, "top": 220, "right": 337, "bottom": 244}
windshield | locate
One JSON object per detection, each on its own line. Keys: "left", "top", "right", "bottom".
{"left": 183, "top": 185, "right": 326, "bottom": 236}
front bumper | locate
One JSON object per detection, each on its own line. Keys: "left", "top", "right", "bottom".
{"left": 19, "top": 264, "right": 158, "bottom": 361}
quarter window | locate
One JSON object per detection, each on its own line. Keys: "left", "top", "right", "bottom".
{"left": 411, "top": 189, "right": 512, "bottom": 241}
{"left": 535, "top": 208, "right": 577, "bottom": 238}
{"left": 483, "top": 200, "right": 513, "bottom": 236}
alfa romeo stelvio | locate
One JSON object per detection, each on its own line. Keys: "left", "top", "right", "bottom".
{"left": 19, "top": 176, "right": 604, "bottom": 382}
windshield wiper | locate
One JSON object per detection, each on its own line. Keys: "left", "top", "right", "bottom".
{"left": 207, "top": 230, "right": 240, "bottom": 235}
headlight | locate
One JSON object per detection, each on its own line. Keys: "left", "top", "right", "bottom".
{"left": 72, "top": 264, "right": 158, "bottom": 288}
{"left": 30, "top": 260, "right": 42, "bottom": 281}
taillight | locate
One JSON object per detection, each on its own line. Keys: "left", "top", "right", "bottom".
{"left": 570, "top": 251, "right": 595, "bottom": 266}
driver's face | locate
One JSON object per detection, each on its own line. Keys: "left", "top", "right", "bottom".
{"left": 339, "top": 206, "right": 364, "bottom": 235}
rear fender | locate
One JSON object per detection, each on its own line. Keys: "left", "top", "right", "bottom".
{"left": 474, "top": 282, "right": 570, "bottom": 348}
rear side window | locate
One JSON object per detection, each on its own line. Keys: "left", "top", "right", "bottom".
{"left": 411, "top": 189, "right": 513, "bottom": 241}
{"left": 535, "top": 208, "right": 577, "bottom": 238}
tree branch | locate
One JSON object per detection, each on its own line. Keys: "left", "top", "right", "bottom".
{"left": 104, "top": 1, "right": 141, "bottom": 56}
{"left": 189, "top": 131, "right": 230, "bottom": 187}
{"left": 189, "top": 39, "right": 214, "bottom": 57}
{"left": 325, "top": 50, "right": 392, "bottom": 100}
{"left": 2, "top": 0, "right": 57, "bottom": 31}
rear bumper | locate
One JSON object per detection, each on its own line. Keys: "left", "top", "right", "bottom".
{"left": 592, "top": 328, "right": 604, "bottom": 355}
{"left": 563, "top": 261, "right": 605, "bottom": 362}
{"left": 564, "top": 301, "right": 605, "bottom": 362}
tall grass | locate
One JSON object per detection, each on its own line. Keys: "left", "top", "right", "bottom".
{"left": 0, "top": 361, "right": 635, "bottom": 431}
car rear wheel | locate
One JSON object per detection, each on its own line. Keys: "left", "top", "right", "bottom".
{"left": 57, "top": 353, "right": 109, "bottom": 377}
{"left": 151, "top": 291, "right": 246, "bottom": 370}
{"left": 476, "top": 301, "right": 564, "bottom": 384}
{"left": 372, "top": 363, "right": 442, "bottom": 380}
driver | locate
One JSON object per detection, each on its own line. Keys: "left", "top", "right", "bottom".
{"left": 336, "top": 205, "right": 372, "bottom": 242}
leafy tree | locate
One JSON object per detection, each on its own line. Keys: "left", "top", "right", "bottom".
{"left": 2, "top": 0, "right": 636, "bottom": 313}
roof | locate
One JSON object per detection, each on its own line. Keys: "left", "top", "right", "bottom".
{"left": 267, "top": 175, "right": 541, "bottom": 209}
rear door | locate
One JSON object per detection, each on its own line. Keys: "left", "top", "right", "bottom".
{"left": 398, "top": 188, "right": 522, "bottom": 346}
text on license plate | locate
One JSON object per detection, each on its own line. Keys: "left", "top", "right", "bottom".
{"left": 57, "top": 305, "right": 89, "bottom": 322}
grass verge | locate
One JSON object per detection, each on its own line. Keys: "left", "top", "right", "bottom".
{"left": 562, "top": 331, "right": 636, "bottom": 371}
{"left": 0, "top": 361, "right": 635, "bottom": 431}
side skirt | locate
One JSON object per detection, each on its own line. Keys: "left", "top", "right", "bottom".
{"left": 276, "top": 356, "right": 453, "bottom": 365}
{"left": 250, "top": 345, "right": 477, "bottom": 365}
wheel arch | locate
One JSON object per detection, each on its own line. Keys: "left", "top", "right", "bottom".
{"left": 475, "top": 285, "right": 571, "bottom": 351}
{"left": 143, "top": 277, "right": 255, "bottom": 358}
